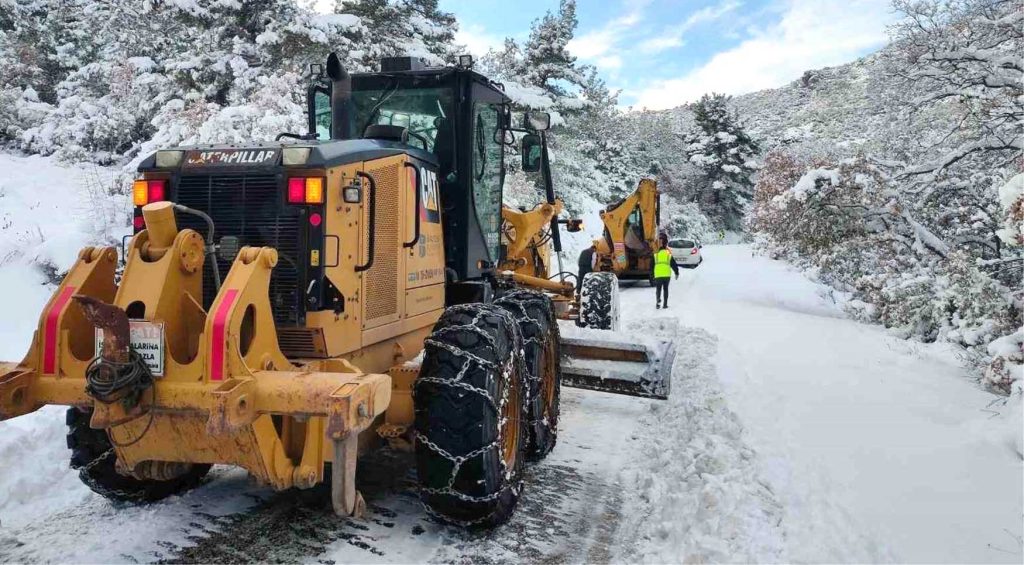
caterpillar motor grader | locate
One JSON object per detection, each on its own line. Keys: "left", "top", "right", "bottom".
{"left": 0, "top": 53, "right": 673, "bottom": 527}
{"left": 588, "top": 178, "right": 665, "bottom": 280}
{"left": 498, "top": 139, "right": 674, "bottom": 399}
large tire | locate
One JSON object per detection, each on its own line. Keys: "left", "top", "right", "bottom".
{"left": 495, "top": 289, "right": 560, "bottom": 460}
{"left": 66, "top": 407, "right": 210, "bottom": 502}
{"left": 576, "top": 271, "right": 620, "bottom": 330}
{"left": 414, "top": 303, "right": 529, "bottom": 527}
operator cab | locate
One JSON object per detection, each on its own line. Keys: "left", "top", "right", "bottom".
{"left": 308, "top": 55, "right": 515, "bottom": 283}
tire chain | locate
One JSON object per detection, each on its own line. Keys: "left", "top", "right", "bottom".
{"left": 414, "top": 304, "right": 527, "bottom": 527}
{"left": 70, "top": 434, "right": 150, "bottom": 502}
{"left": 495, "top": 291, "right": 551, "bottom": 428}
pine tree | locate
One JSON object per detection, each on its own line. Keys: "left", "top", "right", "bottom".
{"left": 683, "top": 93, "right": 758, "bottom": 230}
{"left": 336, "top": 0, "right": 458, "bottom": 68}
{"left": 520, "top": 0, "right": 582, "bottom": 99}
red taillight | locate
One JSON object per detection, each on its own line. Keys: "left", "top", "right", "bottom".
{"left": 309, "top": 212, "right": 322, "bottom": 227}
{"left": 133, "top": 179, "right": 167, "bottom": 206}
{"left": 148, "top": 179, "right": 166, "bottom": 202}
{"left": 287, "top": 178, "right": 305, "bottom": 204}
{"left": 287, "top": 177, "right": 325, "bottom": 204}
{"left": 133, "top": 216, "right": 145, "bottom": 230}
{"left": 690, "top": 248, "right": 698, "bottom": 255}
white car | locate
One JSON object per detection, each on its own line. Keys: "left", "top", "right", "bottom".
{"left": 667, "top": 238, "right": 703, "bottom": 268}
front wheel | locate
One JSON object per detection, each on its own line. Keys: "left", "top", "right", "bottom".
{"left": 414, "top": 303, "right": 529, "bottom": 527}
{"left": 576, "top": 271, "right": 620, "bottom": 331}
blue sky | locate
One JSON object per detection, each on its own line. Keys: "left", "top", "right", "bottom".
{"left": 318, "top": 0, "right": 898, "bottom": 110}
{"left": 445, "top": 0, "right": 898, "bottom": 109}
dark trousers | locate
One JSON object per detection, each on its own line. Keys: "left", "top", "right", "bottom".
{"left": 654, "top": 277, "right": 670, "bottom": 306}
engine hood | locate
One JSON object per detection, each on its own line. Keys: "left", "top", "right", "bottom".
{"left": 137, "top": 138, "right": 438, "bottom": 172}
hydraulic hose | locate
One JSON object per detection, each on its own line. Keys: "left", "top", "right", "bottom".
{"left": 172, "top": 203, "right": 221, "bottom": 292}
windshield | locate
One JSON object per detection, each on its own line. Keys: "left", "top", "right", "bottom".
{"left": 350, "top": 86, "right": 453, "bottom": 152}
{"left": 314, "top": 85, "right": 454, "bottom": 152}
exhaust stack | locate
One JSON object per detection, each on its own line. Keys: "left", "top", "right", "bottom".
{"left": 326, "top": 53, "right": 352, "bottom": 140}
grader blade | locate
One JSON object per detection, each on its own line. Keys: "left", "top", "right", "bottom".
{"left": 559, "top": 336, "right": 675, "bottom": 400}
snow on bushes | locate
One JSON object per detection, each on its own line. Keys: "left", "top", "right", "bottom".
{"left": 750, "top": 151, "right": 1022, "bottom": 393}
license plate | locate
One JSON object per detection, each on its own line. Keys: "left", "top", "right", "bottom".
{"left": 94, "top": 320, "right": 165, "bottom": 376}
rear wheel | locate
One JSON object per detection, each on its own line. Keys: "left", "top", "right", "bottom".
{"left": 496, "top": 289, "right": 560, "bottom": 460}
{"left": 414, "top": 303, "right": 528, "bottom": 527}
{"left": 576, "top": 271, "right": 620, "bottom": 330}
{"left": 66, "top": 408, "right": 210, "bottom": 502}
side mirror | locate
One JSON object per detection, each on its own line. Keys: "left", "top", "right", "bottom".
{"left": 309, "top": 63, "right": 324, "bottom": 78}
{"left": 521, "top": 134, "right": 543, "bottom": 172}
{"left": 524, "top": 111, "right": 551, "bottom": 132}
{"left": 494, "top": 128, "right": 515, "bottom": 146}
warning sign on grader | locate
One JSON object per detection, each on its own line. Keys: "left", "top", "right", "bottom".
{"left": 94, "top": 321, "right": 165, "bottom": 376}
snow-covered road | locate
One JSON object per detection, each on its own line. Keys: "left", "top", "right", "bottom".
{"left": 0, "top": 153, "right": 1019, "bottom": 563}
{"left": 620, "top": 245, "right": 1023, "bottom": 563}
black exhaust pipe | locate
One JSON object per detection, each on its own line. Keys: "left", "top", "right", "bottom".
{"left": 326, "top": 53, "right": 352, "bottom": 140}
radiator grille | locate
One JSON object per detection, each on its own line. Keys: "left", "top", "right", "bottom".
{"left": 276, "top": 327, "right": 327, "bottom": 358}
{"left": 364, "top": 163, "right": 400, "bottom": 322}
{"left": 174, "top": 173, "right": 304, "bottom": 326}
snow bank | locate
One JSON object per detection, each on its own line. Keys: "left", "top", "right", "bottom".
{"left": 0, "top": 152, "right": 126, "bottom": 277}
{"left": 612, "top": 319, "right": 786, "bottom": 563}
{"left": 0, "top": 153, "right": 126, "bottom": 530}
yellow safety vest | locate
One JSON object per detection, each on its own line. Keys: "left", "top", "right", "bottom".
{"left": 654, "top": 249, "right": 673, "bottom": 279}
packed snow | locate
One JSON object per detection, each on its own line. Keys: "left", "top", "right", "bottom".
{"left": 619, "top": 245, "right": 1022, "bottom": 562}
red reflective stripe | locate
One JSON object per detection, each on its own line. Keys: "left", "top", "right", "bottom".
{"left": 210, "top": 289, "right": 240, "bottom": 381}
{"left": 43, "top": 286, "right": 77, "bottom": 374}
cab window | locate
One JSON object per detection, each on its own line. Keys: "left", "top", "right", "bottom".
{"left": 472, "top": 103, "right": 504, "bottom": 261}
{"left": 314, "top": 90, "right": 331, "bottom": 140}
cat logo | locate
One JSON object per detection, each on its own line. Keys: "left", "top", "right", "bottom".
{"left": 420, "top": 167, "right": 440, "bottom": 223}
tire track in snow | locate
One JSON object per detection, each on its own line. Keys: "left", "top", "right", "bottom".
{"left": 156, "top": 388, "right": 645, "bottom": 564}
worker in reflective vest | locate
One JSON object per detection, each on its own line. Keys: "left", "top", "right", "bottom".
{"left": 652, "top": 239, "right": 679, "bottom": 309}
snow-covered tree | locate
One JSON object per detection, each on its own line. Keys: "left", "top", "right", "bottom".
{"left": 683, "top": 93, "right": 758, "bottom": 230}
{"left": 0, "top": 0, "right": 462, "bottom": 163}
{"left": 336, "top": 0, "right": 458, "bottom": 67}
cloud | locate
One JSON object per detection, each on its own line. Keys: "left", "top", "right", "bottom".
{"left": 597, "top": 55, "right": 624, "bottom": 70}
{"left": 567, "top": 0, "right": 649, "bottom": 60}
{"left": 637, "top": 1, "right": 741, "bottom": 54}
{"left": 629, "top": 0, "right": 896, "bottom": 110}
{"left": 455, "top": 23, "right": 505, "bottom": 57}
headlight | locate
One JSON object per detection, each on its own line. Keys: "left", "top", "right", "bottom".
{"left": 282, "top": 147, "right": 311, "bottom": 166}
{"left": 343, "top": 186, "right": 361, "bottom": 203}
{"left": 155, "top": 150, "right": 183, "bottom": 168}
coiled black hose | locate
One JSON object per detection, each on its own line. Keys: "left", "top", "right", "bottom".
{"left": 84, "top": 350, "right": 154, "bottom": 409}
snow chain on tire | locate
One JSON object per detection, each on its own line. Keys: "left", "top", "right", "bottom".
{"left": 65, "top": 407, "right": 210, "bottom": 503}
{"left": 576, "top": 271, "right": 620, "bottom": 330}
{"left": 413, "top": 303, "right": 528, "bottom": 528}
{"left": 495, "top": 289, "right": 560, "bottom": 460}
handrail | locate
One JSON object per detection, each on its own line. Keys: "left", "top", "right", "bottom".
{"left": 403, "top": 162, "right": 422, "bottom": 248}
{"left": 354, "top": 171, "right": 377, "bottom": 273}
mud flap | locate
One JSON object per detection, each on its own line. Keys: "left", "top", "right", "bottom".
{"left": 559, "top": 336, "right": 675, "bottom": 400}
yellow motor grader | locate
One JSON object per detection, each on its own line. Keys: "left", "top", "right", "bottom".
{"left": 497, "top": 136, "right": 674, "bottom": 400}
{"left": 588, "top": 178, "right": 664, "bottom": 280}
{"left": 0, "top": 53, "right": 673, "bottom": 528}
